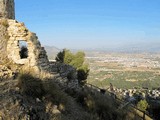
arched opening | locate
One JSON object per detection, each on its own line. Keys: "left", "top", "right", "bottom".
{"left": 19, "top": 41, "right": 28, "bottom": 59}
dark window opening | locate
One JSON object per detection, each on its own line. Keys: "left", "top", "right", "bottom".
{"left": 19, "top": 41, "right": 28, "bottom": 59}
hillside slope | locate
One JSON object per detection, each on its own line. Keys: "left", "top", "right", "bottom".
{"left": 0, "top": 75, "right": 94, "bottom": 120}
{"left": 0, "top": 71, "right": 143, "bottom": 120}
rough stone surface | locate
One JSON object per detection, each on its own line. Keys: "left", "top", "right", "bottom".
{"left": 0, "top": 65, "right": 15, "bottom": 80}
{"left": 0, "top": 79, "right": 51, "bottom": 120}
{"left": 0, "top": 19, "right": 8, "bottom": 64}
{"left": 0, "top": 0, "right": 15, "bottom": 19}
{"left": 50, "top": 62, "right": 79, "bottom": 90}
{"left": 0, "top": 0, "right": 79, "bottom": 89}
{"left": 0, "top": 19, "right": 51, "bottom": 78}
{"left": 0, "top": 0, "right": 53, "bottom": 77}
{"left": 5, "top": 19, "right": 50, "bottom": 74}
{"left": 0, "top": 1, "right": 85, "bottom": 119}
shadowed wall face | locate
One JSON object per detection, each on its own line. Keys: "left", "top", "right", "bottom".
{"left": 0, "top": 0, "right": 15, "bottom": 19}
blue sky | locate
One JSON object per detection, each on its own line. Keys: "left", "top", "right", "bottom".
{"left": 15, "top": 0, "right": 160, "bottom": 49}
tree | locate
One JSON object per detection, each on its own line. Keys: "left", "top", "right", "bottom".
{"left": 77, "top": 64, "right": 89, "bottom": 84}
{"left": 55, "top": 49, "right": 65, "bottom": 62}
{"left": 70, "top": 51, "right": 85, "bottom": 68}
{"left": 64, "top": 49, "right": 74, "bottom": 64}
{"left": 56, "top": 49, "right": 90, "bottom": 84}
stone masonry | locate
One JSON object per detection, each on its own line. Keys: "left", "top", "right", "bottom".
{"left": 0, "top": 0, "right": 80, "bottom": 93}
{"left": 0, "top": 19, "right": 8, "bottom": 63}
{"left": 0, "top": 0, "right": 15, "bottom": 19}
{"left": 0, "top": 0, "right": 50, "bottom": 75}
{"left": 6, "top": 19, "right": 50, "bottom": 73}
{"left": 0, "top": 0, "right": 79, "bottom": 90}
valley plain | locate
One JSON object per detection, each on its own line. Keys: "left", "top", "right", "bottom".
{"left": 86, "top": 52, "right": 160, "bottom": 89}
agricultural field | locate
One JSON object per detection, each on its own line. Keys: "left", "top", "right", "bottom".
{"left": 86, "top": 52, "right": 160, "bottom": 89}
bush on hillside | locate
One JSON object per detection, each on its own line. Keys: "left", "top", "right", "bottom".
{"left": 77, "top": 64, "right": 89, "bottom": 84}
{"left": 64, "top": 49, "right": 74, "bottom": 64}
{"left": 56, "top": 49, "right": 89, "bottom": 84}
{"left": 137, "top": 99, "right": 148, "bottom": 111}
{"left": 55, "top": 49, "right": 65, "bottom": 62}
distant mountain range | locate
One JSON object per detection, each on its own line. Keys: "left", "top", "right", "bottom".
{"left": 83, "top": 42, "right": 160, "bottom": 53}
{"left": 44, "top": 43, "right": 160, "bottom": 59}
{"left": 109, "top": 43, "right": 160, "bottom": 53}
{"left": 43, "top": 45, "right": 60, "bottom": 60}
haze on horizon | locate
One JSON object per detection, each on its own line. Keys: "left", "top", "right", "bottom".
{"left": 15, "top": 0, "right": 160, "bottom": 50}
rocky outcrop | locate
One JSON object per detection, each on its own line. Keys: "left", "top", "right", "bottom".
{"left": 50, "top": 62, "right": 79, "bottom": 90}
{"left": 0, "top": 65, "right": 15, "bottom": 81}
{"left": 0, "top": 76, "right": 92, "bottom": 120}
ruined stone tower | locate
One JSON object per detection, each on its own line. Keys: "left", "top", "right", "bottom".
{"left": 0, "top": 0, "right": 15, "bottom": 19}
{"left": 0, "top": 0, "right": 51, "bottom": 76}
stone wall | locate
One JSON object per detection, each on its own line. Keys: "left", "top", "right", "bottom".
{"left": 6, "top": 19, "right": 50, "bottom": 74}
{"left": 0, "top": 65, "right": 15, "bottom": 80}
{"left": 0, "top": 0, "right": 15, "bottom": 19}
{"left": 0, "top": 19, "right": 8, "bottom": 64}
{"left": 0, "top": 1, "right": 51, "bottom": 75}
{"left": 50, "top": 62, "right": 79, "bottom": 90}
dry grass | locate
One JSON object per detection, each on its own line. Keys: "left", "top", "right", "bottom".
{"left": 17, "top": 73, "right": 98, "bottom": 120}
{"left": 16, "top": 72, "right": 143, "bottom": 120}
{"left": 17, "top": 73, "right": 45, "bottom": 98}
{"left": 66, "top": 86, "right": 135, "bottom": 120}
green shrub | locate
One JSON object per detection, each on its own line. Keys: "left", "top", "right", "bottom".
{"left": 55, "top": 49, "right": 90, "bottom": 83}
{"left": 64, "top": 49, "right": 74, "bottom": 64}
{"left": 69, "top": 51, "right": 85, "bottom": 68}
{"left": 77, "top": 64, "right": 89, "bottom": 84}
{"left": 55, "top": 49, "right": 65, "bottom": 62}
{"left": 137, "top": 100, "right": 148, "bottom": 111}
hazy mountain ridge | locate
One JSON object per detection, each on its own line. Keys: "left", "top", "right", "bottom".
{"left": 83, "top": 42, "right": 160, "bottom": 53}
{"left": 44, "top": 45, "right": 60, "bottom": 60}
{"left": 115, "top": 43, "right": 160, "bottom": 53}
{"left": 44, "top": 43, "right": 160, "bottom": 59}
